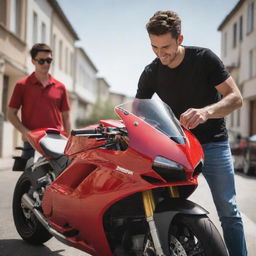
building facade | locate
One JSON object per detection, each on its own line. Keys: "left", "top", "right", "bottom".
{"left": 74, "top": 47, "right": 98, "bottom": 125}
{"left": 0, "top": 0, "right": 125, "bottom": 158}
{"left": 49, "top": 0, "right": 79, "bottom": 128}
{"left": 97, "top": 77, "right": 111, "bottom": 103}
{"left": 218, "top": 0, "right": 256, "bottom": 136}
{"left": 109, "top": 92, "right": 133, "bottom": 107}
{"left": 0, "top": 0, "right": 27, "bottom": 157}
{"left": 0, "top": 0, "right": 80, "bottom": 157}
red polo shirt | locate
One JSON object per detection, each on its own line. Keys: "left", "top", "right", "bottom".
{"left": 9, "top": 72, "right": 70, "bottom": 130}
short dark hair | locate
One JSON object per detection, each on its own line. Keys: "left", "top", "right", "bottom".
{"left": 30, "top": 43, "right": 52, "bottom": 59}
{"left": 146, "top": 11, "right": 181, "bottom": 39}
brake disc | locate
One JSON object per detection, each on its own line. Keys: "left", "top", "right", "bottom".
{"left": 143, "top": 235, "right": 187, "bottom": 256}
{"left": 169, "top": 235, "right": 187, "bottom": 256}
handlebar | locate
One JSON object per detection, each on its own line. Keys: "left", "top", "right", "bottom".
{"left": 71, "top": 129, "right": 99, "bottom": 136}
{"left": 71, "top": 127, "right": 127, "bottom": 137}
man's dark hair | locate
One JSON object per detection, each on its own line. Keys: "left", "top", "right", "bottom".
{"left": 146, "top": 11, "right": 181, "bottom": 39}
{"left": 30, "top": 43, "right": 52, "bottom": 59}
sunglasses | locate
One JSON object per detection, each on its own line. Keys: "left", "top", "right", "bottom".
{"left": 34, "top": 58, "right": 53, "bottom": 65}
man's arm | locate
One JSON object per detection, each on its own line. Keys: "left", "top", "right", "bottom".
{"left": 180, "top": 76, "right": 243, "bottom": 129}
{"left": 62, "top": 111, "right": 71, "bottom": 136}
{"left": 7, "top": 107, "right": 30, "bottom": 141}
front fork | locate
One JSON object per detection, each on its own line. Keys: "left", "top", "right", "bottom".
{"left": 142, "top": 187, "right": 179, "bottom": 256}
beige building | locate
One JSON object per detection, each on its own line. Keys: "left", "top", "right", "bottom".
{"left": 109, "top": 92, "right": 133, "bottom": 107}
{"left": 26, "top": 0, "right": 53, "bottom": 72}
{"left": 49, "top": 0, "right": 79, "bottom": 128}
{"left": 0, "top": 0, "right": 27, "bottom": 157}
{"left": 97, "top": 77, "right": 111, "bottom": 103}
{"left": 0, "top": 0, "right": 123, "bottom": 158}
{"left": 218, "top": 0, "right": 256, "bottom": 136}
{"left": 74, "top": 47, "right": 98, "bottom": 125}
{"left": 0, "top": 0, "right": 79, "bottom": 157}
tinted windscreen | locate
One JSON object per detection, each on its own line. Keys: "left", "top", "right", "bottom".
{"left": 116, "top": 99, "right": 185, "bottom": 144}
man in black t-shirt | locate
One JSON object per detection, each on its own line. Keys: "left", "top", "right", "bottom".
{"left": 136, "top": 11, "right": 247, "bottom": 256}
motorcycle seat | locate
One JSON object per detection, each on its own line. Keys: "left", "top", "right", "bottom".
{"left": 39, "top": 133, "right": 67, "bottom": 159}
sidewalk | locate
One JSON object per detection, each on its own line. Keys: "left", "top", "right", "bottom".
{"left": 0, "top": 157, "right": 14, "bottom": 171}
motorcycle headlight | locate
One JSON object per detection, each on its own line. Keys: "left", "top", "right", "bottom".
{"left": 152, "top": 156, "right": 186, "bottom": 182}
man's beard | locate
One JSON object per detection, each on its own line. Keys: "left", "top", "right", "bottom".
{"left": 159, "top": 46, "right": 179, "bottom": 66}
{"left": 167, "top": 46, "right": 179, "bottom": 66}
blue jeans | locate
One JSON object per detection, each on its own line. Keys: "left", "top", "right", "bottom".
{"left": 202, "top": 141, "right": 247, "bottom": 256}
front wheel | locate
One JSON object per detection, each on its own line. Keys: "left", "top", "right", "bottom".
{"left": 143, "top": 215, "right": 228, "bottom": 256}
{"left": 12, "top": 170, "right": 52, "bottom": 244}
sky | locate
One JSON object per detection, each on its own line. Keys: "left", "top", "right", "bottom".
{"left": 58, "top": 0, "right": 239, "bottom": 97}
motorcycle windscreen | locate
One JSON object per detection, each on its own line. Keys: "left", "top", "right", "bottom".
{"left": 116, "top": 99, "right": 185, "bottom": 144}
{"left": 114, "top": 99, "right": 198, "bottom": 169}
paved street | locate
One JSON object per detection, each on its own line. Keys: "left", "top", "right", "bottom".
{"left": 191, "top": 172, "right": 256, "bottom": 255}
{"left": 0, "top": 169, "right": 89, "bottom": 256}
{"left": 0, "top": 167, "right": 255, "bottom": 256}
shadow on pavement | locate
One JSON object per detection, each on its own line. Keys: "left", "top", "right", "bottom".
{"left": 0, "top": 239, "right": 65, "bottom": 256}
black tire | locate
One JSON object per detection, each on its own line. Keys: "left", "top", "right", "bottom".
{"left": 12, "top": 170, "right": 52, "bottom": 244}
{"left": 143, "top": 214, "right": 228, "bottom": 256}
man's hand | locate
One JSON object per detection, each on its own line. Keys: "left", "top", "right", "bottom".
{"left": 179, "top": 77, "right": 243, "bottom": 130}
{"left": 21, "top": 128, "right": 30, "bottom": 142}
{"left": 62, "top": 111, "right": 71, "bottom": 136}
{"left": 180, "top": 108, "right": 209, "bottom": 130}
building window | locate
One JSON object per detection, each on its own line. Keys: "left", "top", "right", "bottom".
{"left": 239, "top": 15, "right": 243, "bottom": 42}
{"left": 52, "top": 34, "right": 55, "bottom": 49}
{"left": 0, "top": 0, "right": 7, "bottom": 26}
{"left": 65, "top": 47, "right": 68, "bottom": 73}
{"left": 52, "top": 34, "right": 56, "bottom": 71}
{"left": 2, "top": 75, "right": 9, "bottom": 121}
{"left": 15, "top": 0, "right": 21, "bottom": 35}
{"left": 52, "top": 34, "right": 56, "bottom": 52}
{"left": 70, "top": 52, "right": 73, "bottom": 76}
{"left": 233, "top": 22, "right": 237, "bottom": 48}
{"left": 33, "top": 11, "right": 38, "bottom": 44}
{"left": 41, "top": 22, "right": 46, "bottom": 43}
{"left": 247, "top": 1, "right": 254, "bottom": 34}
{"left": 10, "top": 0, "right": 21, "bottom": 36}
{"left": 249, "top": 50, "right": 254, "bottom": 79}
{"left": 59, "top": 40, "right": 62, "bottom": 70}
{"left": 223, "top": 32, "right": 227, "bottom": 57}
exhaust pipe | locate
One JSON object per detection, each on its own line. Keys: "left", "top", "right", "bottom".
{"left": 21, "top": 193, "right": 69, "bottom": 244}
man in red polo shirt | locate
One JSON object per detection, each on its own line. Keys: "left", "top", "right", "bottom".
{"left": 7, "top": 43, "right": 71, "bottom": 158}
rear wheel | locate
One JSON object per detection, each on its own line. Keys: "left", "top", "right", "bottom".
{"left": 143, "top": 215, "right": 228, "bottom": 256}
{"left": 12, "top": 171, "right": 52, "bottom": 244}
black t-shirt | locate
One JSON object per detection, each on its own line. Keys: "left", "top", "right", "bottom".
{"left": 136, "top": 46, "right": 230, "bottom": 144}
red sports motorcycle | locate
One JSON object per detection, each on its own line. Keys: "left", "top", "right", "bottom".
{"left": 12, "top": 99, "right": 228, "bottom": 256}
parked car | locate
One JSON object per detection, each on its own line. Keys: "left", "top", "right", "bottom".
{"left": 229, "top": 131, "right": 256, "bottom": 175}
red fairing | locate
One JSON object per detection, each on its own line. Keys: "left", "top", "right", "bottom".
{"left": 27, "top": 100, "right": 205, "bottom": 255}
{"left": 116, "top": 108, "right": 203, "bottom": 174}
{"left": 99, "top": 119, "right": 125, "bottom": 128}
